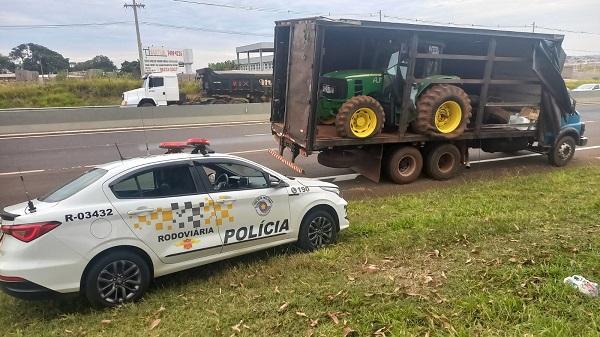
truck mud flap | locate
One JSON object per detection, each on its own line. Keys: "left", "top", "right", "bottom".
{"left": 268, "top": 149, "right": 305, "bottom": 174}
{"left": 350, "top": 145, "right": 383, "bottom": 183}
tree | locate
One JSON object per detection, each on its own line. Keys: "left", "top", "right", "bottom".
{"left": 208, "top": 60, "right": 238, "bottom": 71}
{"left": 120, "top": 60, "right": 140, "bottom": 74}
{"left": 9, "top": 43, "right": 69, "bottom": 73}
{"left": 0, "top": 54, "right": 16, "bottom": 73}
{"left": 72, "top": 55, "right": 116, "bottom": 72}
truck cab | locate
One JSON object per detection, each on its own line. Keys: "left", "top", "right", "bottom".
{"left": 121, "top": 73, "right": 181, "bottom": 107}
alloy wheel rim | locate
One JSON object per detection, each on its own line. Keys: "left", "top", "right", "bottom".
{"left": 97, "top": 260, "right": 142, "bottom": 304}
{"left": 308, "top": 216, "right": 333, "bottom": 248}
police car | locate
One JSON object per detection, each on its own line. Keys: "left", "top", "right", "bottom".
{"left": 0, "top": 139, "right": 348, "bottom": 307}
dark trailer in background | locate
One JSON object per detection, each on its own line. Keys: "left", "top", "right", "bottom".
{"left": 196, "top": 68, "right": 273, "bottom": 103}
{"left": 270, "top": 17, "right": 585, "bottom": 182}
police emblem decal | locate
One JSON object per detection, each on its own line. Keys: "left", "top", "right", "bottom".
{"left": 253, "top": 195, "right": 273, "bottom": 216}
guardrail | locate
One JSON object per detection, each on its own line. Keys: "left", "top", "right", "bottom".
{"left": 0, "top": 103, "right": 271, "bottom": 135}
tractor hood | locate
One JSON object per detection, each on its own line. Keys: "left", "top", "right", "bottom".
{"left": 322, "top": 69, "right": 384, "bottom": 80}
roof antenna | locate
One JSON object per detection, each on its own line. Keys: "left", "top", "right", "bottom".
{"left": 139, "top": 108, "right": 150, "bottom": 156}
{"left": 19, "top": 173, "right": 36, "bottom": 213}
{"left": 114, "top": 143, "right": 125, "bottom": 161}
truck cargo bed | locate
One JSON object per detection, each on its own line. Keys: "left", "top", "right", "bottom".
{"left": 272, "top": 122, "right": 537, "bottom": 150}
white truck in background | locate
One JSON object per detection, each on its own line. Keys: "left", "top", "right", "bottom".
{"left": 121, "top": 68, "right": 274, "bottom": 107}
{"left": 121, "top": 73, "right": 182, "bottom": 107}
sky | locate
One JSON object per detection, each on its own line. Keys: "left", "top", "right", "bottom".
{"left": 1, "top": 0, "right": 599, "bottom": 69}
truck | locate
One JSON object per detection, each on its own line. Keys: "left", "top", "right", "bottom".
{"left": 121, "top": 68, "right": 272, "bottom": 107}
{"left": 270, "top": 17, "right": 588, "bottom": 183}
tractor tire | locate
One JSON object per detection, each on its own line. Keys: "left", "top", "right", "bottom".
{"left": 335, "top": 95, "right": 385, "bottom": 139}
{"left": 424, "top": 143, "right": 463, "bottom": 180}
{"left": 413, "top": 84, "right": 472, "bottom": 138}
{"left": 484, "top": 107, "right": 511, "bottom": 124}
{"left": 385, "top": 146, "right": 423, "bottom": 184}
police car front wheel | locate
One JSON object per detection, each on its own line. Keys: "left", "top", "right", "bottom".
{"left": 298, "top": 209, "right": 338, "bottom": 251}
{"left": 84, "top": 251, "right": 151, "bottom": 307}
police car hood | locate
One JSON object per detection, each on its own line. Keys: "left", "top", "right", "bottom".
{"left": 292, "top": 177, "right": 337, "bottom": 188}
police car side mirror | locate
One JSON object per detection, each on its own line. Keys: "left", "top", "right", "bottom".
{"left": 266, "top": 173, "right": 288, "bottom": 188}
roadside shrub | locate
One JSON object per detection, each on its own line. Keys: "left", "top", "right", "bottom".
{"left": 0, "top": 76, "right": 141, "bottom": 108}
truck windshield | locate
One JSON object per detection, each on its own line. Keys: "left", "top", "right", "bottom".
{"left": 39, "top": 168, "right": 107, "bottom": 203}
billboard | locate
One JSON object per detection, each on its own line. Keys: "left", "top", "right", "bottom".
{"left": 142, "top": 47, "right": 193, "bottom": 74}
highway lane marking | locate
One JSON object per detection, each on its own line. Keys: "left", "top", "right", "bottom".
{"left": 0, "top": 169, "right": 45, "bottom": 176}
{"left": 0, "top": 120, "right": 270, "bottom": 140}
{"left": 470, "top": 153, "right": 541, "bottom": 164}
{"left": 244, "top": 133, "right": 271, "bottom": 137}
{"left": 316, "top": 173, "right": 361, "bottom": 182}
{"left": 1, "top": 145, "right": 599, "bottom": 177}
{"left": 227, "top": 149, "right": 270, "bottom": 155}
{"left": 471, "top": 145, "right": 600, "bottom": 164}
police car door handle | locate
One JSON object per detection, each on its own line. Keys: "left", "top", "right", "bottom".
{"left": 127, "top": 207, "right": 156, "bottom": 215}
{"left": 216, "top": 198, "right": 236, "bottom": 203}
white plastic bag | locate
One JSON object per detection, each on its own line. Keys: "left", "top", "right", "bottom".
{"left": 564, "top": 275, "right": 599, "bottom": 297}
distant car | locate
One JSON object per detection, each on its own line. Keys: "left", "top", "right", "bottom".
{"left": 0, "top": 139, "right": 348, "bottom": 307}
{"left": 572, "top": 83, "right": 600, "bottom": 91}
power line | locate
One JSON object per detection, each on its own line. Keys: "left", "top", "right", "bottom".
{"left": 171, "top": 0, "right": 321, "bottom": 16}
{"left": 534, "top": 25, "right": 600, "bottom": 36}
{"left": 141, "top": 22, "right": 272, "bottom": 37}
{"left": 0, "top": 20, "right": 271, "bottom": 37}
{"left": 382, "top": 14, "right": 600, "bottom": 36}
{"left": 0, "top": 22, "right": 131, "bottom": 29}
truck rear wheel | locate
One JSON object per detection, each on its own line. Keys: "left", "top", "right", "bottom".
{"left": 548, "top": 135, "right": 576, "bottom": 167}
{"left": 425, "top": 143, "right": 462, "bottom": 180}
{"left": 336, "top": 95, "right": 385, "bottom": 139}
{"left": 386, "top": 146, "right": 423, "bottom": 184}
{"left": 413, "top": 84, "right": 471, "bottom": 138}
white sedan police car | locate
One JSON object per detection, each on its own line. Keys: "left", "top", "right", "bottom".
{"left": 0, "top": 139, "right": 348, "bottom": 307}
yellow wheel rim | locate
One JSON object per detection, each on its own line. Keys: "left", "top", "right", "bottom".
{"left": 349, "top": 107, "right": 378, "bottom": 138}
{"left": 434, "top": 101, "right": 462, "bottom": 134}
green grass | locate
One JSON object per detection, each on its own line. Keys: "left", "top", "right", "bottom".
{"left": 1, "top": 166, "right": 600, "bottom": 336}
{"left": 0, "top": 78, "right": 200, "bottom": 108}
{"left": 0, "top": 77, "right": 141, "bottom": 108}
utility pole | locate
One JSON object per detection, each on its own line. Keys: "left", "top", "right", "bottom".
{"left": 124, "top": 0, "right": 145, "bottom": 78}
{"left": 379, "top": 10, "right": 382, "bottom": 22}
{"left": 532, "top": 21, "right": 536, "bottom": 33}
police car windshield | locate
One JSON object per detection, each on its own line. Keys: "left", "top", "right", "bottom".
{"left": 39, "top": 168, "right": 107, "bottom": 203}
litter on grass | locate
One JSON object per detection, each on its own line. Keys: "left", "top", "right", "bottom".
{"left": 564, "top": 275, "right": 599, "bottom": 297}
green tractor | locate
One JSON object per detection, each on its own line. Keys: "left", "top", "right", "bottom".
{"left": 316, "top": 44, "right": 472, "bottom": 139}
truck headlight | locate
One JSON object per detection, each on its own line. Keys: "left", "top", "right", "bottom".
{"left": 321, "top": 84, "right": 335, "bottom": 95}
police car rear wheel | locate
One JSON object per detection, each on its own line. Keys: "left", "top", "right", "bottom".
{"left": 298, "top": 209, "right": 337, "bottom": 251}
{"left": 84, "top": 251, "right": 151, "bottom": 307}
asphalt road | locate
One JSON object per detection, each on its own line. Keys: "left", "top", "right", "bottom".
{"left": 1, "top": 104, "right": 598, "bottom": 206}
